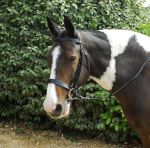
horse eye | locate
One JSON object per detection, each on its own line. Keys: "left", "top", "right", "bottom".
{"left": 66, "top": 56, "right": 76, "bottom": 63}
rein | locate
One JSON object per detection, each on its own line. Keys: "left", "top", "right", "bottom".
{"left": 109, "top": 56, "right": 150, "bottom": 98}
{"left": 68, "top": 56, "right": 150, "bottom": 101}
{"left": 48, "top": 34, "right": 150, "bottom": 101}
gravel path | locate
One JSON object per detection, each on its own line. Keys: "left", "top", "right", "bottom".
{"left": 0, "top": 123, "right": 141, "bottom": 148}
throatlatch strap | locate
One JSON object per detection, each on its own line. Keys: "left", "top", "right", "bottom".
{"left": 70, "top": 43, "right": 83, "bottom": 88}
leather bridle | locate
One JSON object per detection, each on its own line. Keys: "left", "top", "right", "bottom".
{"left": 48, "top": 33, "right": 150, "bottom": 101}
{"left": 48, "top": 34, "right": 85, "bottom": 100}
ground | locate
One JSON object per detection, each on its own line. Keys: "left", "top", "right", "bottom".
{"left": 0, "top": 123, "right": 141, "bottom": 148}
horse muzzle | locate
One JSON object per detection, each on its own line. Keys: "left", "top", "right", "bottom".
{"left": 43, "top": 99, "right": 71, "bottom": 118}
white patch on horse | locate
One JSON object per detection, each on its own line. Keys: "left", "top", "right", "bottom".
{"left": 135, "top": 32, "right": 150, "bottom": 53}
{"left": 91, "top": 29, "right": 135, "bottom": 90}
{"left": 43, "top": 46, "right": 60, "bottom": 113}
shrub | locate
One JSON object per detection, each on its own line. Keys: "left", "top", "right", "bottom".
{"left": 138, "top": 23, "right": 150, "bottom": 35}
{"left": 0, "top": 0, "right": 147, "bottom": 142}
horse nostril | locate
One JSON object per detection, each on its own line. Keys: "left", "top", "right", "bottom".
{"left": 55, "top": 104, "right": 62, "bottom": 112}
{"left": 52, "top": 104, "right": 62, "bottom": 116}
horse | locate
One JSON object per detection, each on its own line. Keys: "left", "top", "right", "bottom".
{"left": 43, "top": 16, "right": 150, "bottom": 147}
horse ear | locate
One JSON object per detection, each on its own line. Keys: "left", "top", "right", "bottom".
{"left": 64, "top": 15, "right": 75, "bottom": 37}
{"left": 47, "top": 17, "right": 61, "bottom": 37}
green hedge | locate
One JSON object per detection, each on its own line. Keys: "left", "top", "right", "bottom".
{"left": 0, "top": 0, "right": 147, "bottom": 142}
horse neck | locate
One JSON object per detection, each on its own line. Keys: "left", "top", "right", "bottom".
{"left": 79, "top": 30, "right": 149, "bottom": 92}
{"left": 80, "top": 30, "right": 111, "bottom": 78}
{"left": 80, "top": 30, "right": 114, "bottom": 91}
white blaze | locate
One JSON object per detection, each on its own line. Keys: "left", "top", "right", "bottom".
{"left": 43, "top": 46, "right": 60, "bottom": 113}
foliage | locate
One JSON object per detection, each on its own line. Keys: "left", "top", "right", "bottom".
{"left": 143, "top": 6, "right": 150, "bottom": 21}
{"left": 55, "top": 82, "right": 136, "bottom": 142}
{"left": 0, "top": 0, "right": 147, "bottom": 142}
{"left": 138, "top": 23, "right": 150, "bottom": 35}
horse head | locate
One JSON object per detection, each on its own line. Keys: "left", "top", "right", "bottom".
{"left": 43, "top": 16, "right": 89, "bottom": 118}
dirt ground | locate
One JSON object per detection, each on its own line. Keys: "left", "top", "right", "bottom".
{"left": 0, "top": 123, "right": 141, "bottom": 148}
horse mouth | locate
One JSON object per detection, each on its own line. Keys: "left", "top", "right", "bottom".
{"left": 47, "top": 111, "right": 70, "bottom": 119}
